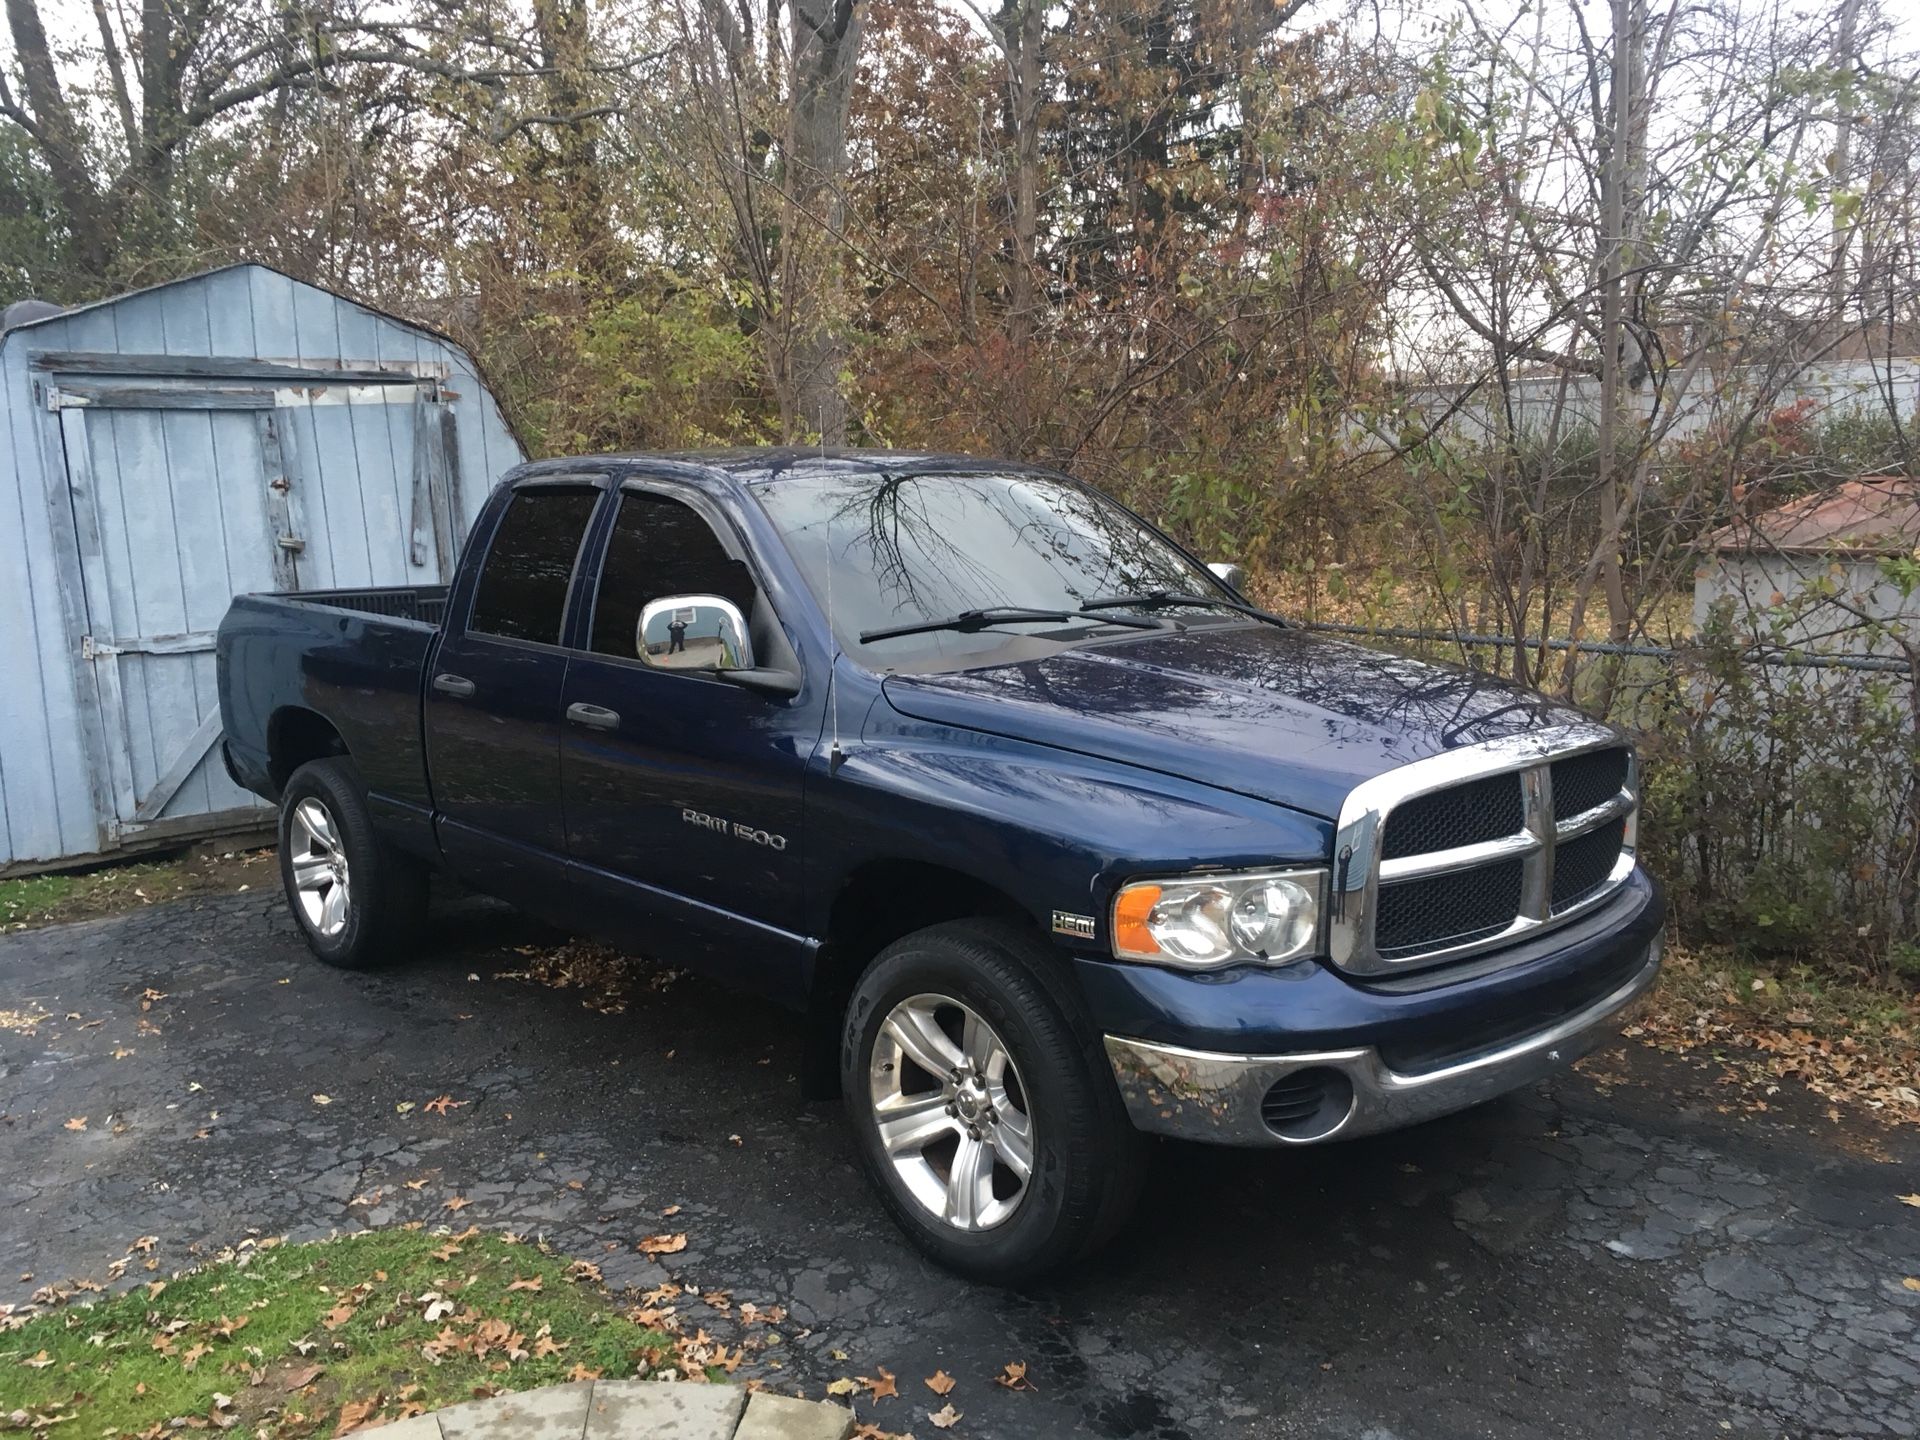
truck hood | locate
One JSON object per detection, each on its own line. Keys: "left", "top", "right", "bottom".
{"left": 879, "top": 624, "right": 1597, "bottom": 821}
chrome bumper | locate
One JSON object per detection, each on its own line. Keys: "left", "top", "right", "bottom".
{"left": 1104, "top": 937, "right": 1662, "bottom": 1147}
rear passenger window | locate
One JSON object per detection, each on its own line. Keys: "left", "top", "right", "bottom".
{"left": 468, "top": 487, "right": 600, "bottom": 644}
{"left": 589, "top": 492, "right": 757, "bottom": 659}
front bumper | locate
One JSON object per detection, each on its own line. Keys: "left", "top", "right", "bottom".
{"left": 1104, "top": 933, "right": 1662, "bottom": 1146}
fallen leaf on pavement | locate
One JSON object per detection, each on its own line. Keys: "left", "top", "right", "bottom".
{"left": 444, "top": 1197, "right": 470, "bottom": 1213}
{"left": 1904, "top": 1277, "right": 1920, "bottom": 1293}
{"left": 424, "top": 1095, "right": 465, "bottom": 1116}
{"left": 825, "top": 1378, "right": 858, "bottom": 1397}
{"left": 996, "top": 1361, "right": 1032, "bottom": 1390}
{"left": 311, "top": 1094, "right": 332, "bottom": 1106}
{"left": 929, "top": 1402, "right": 962, "bottom": 1428}
{"left": 925, "top": 1370, "right": 955, "bottom": 1395}
{"left": 636, "top": 1233, "right": 687, "bottom": 1256}
{"left": 860, "top": 1367, "right": 898, "bottom": 1400}
{"left": 64, "top": 1117, "right": 87, "bottom": 1132}
{"left": 1899, "top": 1193, "right": 1920, "bottom": 1208}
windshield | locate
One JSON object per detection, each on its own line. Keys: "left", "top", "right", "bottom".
{"left": 750, "top": 470, "right": 1237, "bottom": 669}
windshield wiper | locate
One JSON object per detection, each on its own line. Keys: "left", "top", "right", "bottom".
{"left": 859, "top": 607, "right": 1160, "bottom": 644}
{"left": 1078, "top": 590, "right": 1289, "bottom": 629}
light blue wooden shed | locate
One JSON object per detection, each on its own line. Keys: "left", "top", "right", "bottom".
{"left": 0, "top": 263, "right": 525, "bottom": 874}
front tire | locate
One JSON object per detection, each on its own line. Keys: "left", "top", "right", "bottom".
{"left": 277, "top": 758, "right": 426, "bottom": 969}
{"left": 841, "top": 919, "right": 1145, "bottom": 1282}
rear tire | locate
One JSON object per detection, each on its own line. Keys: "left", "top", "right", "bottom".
{"left": 277, "top": 758, "right": 426, "bottom": 969}
{"left": 841, "top": 918, "right": 1146, "bottom": 1282}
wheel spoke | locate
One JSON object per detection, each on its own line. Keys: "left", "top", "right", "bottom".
{"left": 292, "top": 858, "right": 333, "bottom": 892}
{"left": 884, "top": 1004, "right": 962, "bottom": 1079}
{"left": 990, "top": 1106, "right": 1034, "bottom": 1181}
{"left": 960, "top": 1010, "right": 998, "bottom": 1070}
{"left": 296, "top": 800, "right": 338, "bottom": 853}
{"left": 875, "top": 1092, "right": 957, "bottom": 1156}
{"left": 944, "top": 1132, "right": 993, "bottom": 1229}
{"left": 320, "top": 880, "right": 349, "bottom": 933}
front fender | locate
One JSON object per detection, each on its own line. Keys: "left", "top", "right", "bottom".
{"left": 804, "top": 704, "right": 1334, "bottom": 959}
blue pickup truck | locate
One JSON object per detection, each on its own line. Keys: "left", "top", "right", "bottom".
{"left": 217, "top": 450, "right": 1664, "bottom": 1278}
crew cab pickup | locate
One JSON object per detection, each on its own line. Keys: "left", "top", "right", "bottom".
{"left": 217, "top": 450, "right": 1665, "bottom": 1278}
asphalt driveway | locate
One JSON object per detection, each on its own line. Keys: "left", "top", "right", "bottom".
{"left": 1, "top": 892, "right": 1915, "bottom": 1439}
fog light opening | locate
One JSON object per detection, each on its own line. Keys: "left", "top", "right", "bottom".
{"left": 1259, "top": 1066, "right": 1356, "bottom": 1142}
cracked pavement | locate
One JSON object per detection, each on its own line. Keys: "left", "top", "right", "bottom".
{"left": 1, "top": 892, "right": 1915, "bottom": 1439}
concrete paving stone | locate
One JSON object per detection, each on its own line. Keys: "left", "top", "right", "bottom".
{"left": 584, "top": 1379, "right": 746, "bottom": 1440}
{"left": 361, "top": 1416, "right": 446, "bottom": 1440}
{"left": 436, "top": 1381, "right": 593, "bottom": 1440}
{"left": 732, "top": 1391, "right": 854, "bottom": 1440}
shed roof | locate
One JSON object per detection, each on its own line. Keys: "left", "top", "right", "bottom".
{"left": 1705, "top": 477, "right": 1920, "bottom": 556}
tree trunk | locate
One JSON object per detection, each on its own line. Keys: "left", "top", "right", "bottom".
{"left": 787, "top": 0, "right": 866, "bottom": 445}
{"left": 4, "top": 0, "right": 109, "bottom": 275}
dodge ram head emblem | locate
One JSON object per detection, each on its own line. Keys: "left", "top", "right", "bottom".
{"left": 1052, "top": 911, "right": 1097, "bottom": 939}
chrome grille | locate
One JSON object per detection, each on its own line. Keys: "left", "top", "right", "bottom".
{"left": 1380, "top": 773, "right": 1524, "bottom": 860}
{"left": 1331, "top": 726, "right": 1638, "bottom": 975}
{"left": 1375, "top": 859, "right": 1525, "bottom": 957}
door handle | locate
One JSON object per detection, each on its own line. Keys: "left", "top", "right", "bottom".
{"left": 433, "top": 673, "right": 475, "bottom": 698}
{"left": 566, "top": 702, "right": 621, "bottom": 731}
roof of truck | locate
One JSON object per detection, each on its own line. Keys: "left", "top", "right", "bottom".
{"left": 511, "top": 448, "right": 1069, "bottom": 485}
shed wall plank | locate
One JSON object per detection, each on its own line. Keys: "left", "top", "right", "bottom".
{"left": 0, "top": 349, "right": 69, "bottom": 861}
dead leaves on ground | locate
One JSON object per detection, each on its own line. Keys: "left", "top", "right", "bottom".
{"left": 1626, "top": 947, "right": 1920, "bottom": 1126}
{"left": 635, "top": 1233, "right": 687, "bottom": 1256}
{"left": 423, "top": 1095, "right": 465, "bottom": 1117}
{"left": 497, "top": 940, "right": 639, "bottom": 1014}
{"left": 924, "top": 1370, "right": 955, "bottom": 1396}
{"left": 928, "top": 1401, "right": 963, "bottom": 1429}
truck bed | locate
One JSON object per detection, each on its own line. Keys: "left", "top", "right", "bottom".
{"left": 217, "top": 589, "right": 445, "bottom": 818}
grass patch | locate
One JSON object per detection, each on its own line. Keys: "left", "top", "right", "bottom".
{"left": 1, "top": 850, "right": 272, "bottom": 932}
{"left": 1633, "top": 943, "right": 1920, "bottom": 1123}
{"left": 0, "top": 1230, "right": 673, "bottom": 1439}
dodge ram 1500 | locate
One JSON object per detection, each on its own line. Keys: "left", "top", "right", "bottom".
{"left": 217, "top": 449, "right": 1664, "bottom": 1279}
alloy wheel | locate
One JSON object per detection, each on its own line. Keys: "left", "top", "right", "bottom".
{"left": 289, "top": 797, "right": 351, "bottom": 938}
{"left": 868, "top": 992, "right": 1035, "bottom": 1231}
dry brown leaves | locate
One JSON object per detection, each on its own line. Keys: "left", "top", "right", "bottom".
{"left": 635, "top": 1233, "right": 687, "bottom": 1256}
{"left": 924, "top": 1370, "right": 955, "bottom": 1396}
{"left": 336, "top": 1394, "right": 382, "bottom": 1434}
{"left": 1623, "top": 948, "right": 1920, "bottom": 1126}
{"left": 498, "top": 941, "right": 635, "bottom": 1014}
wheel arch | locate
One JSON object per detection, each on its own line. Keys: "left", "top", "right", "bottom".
{"left": 267, "top": 707, "right": 349, "bottom": 794}
{"left": 801, "top": 858, "right": 1048, "bottom": 1100}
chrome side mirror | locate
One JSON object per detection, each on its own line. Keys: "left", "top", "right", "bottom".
{"left": 1208, "top": 561, "right": 1247, "bottom": 592}
{"left": 637, "top": 594, "right": 754, "bottom": 673}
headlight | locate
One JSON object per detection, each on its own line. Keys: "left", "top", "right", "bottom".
{"left": 1111, "top": 867, "right": 1324, "bottom": 968}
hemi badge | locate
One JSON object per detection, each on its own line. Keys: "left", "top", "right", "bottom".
{"left": 1052, "top": 911, "right": 1097, "bottom": 940}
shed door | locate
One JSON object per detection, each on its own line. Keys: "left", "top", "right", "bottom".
{"left": 52, "top": 378, "right": 455, "bottom": 833}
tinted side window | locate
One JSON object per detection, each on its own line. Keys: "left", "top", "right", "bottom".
{"left": 468, "top": 487, "right": 600, "bottom": 644}
{"left": 589, "top": 493, "right": 757, "bottom": 659}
